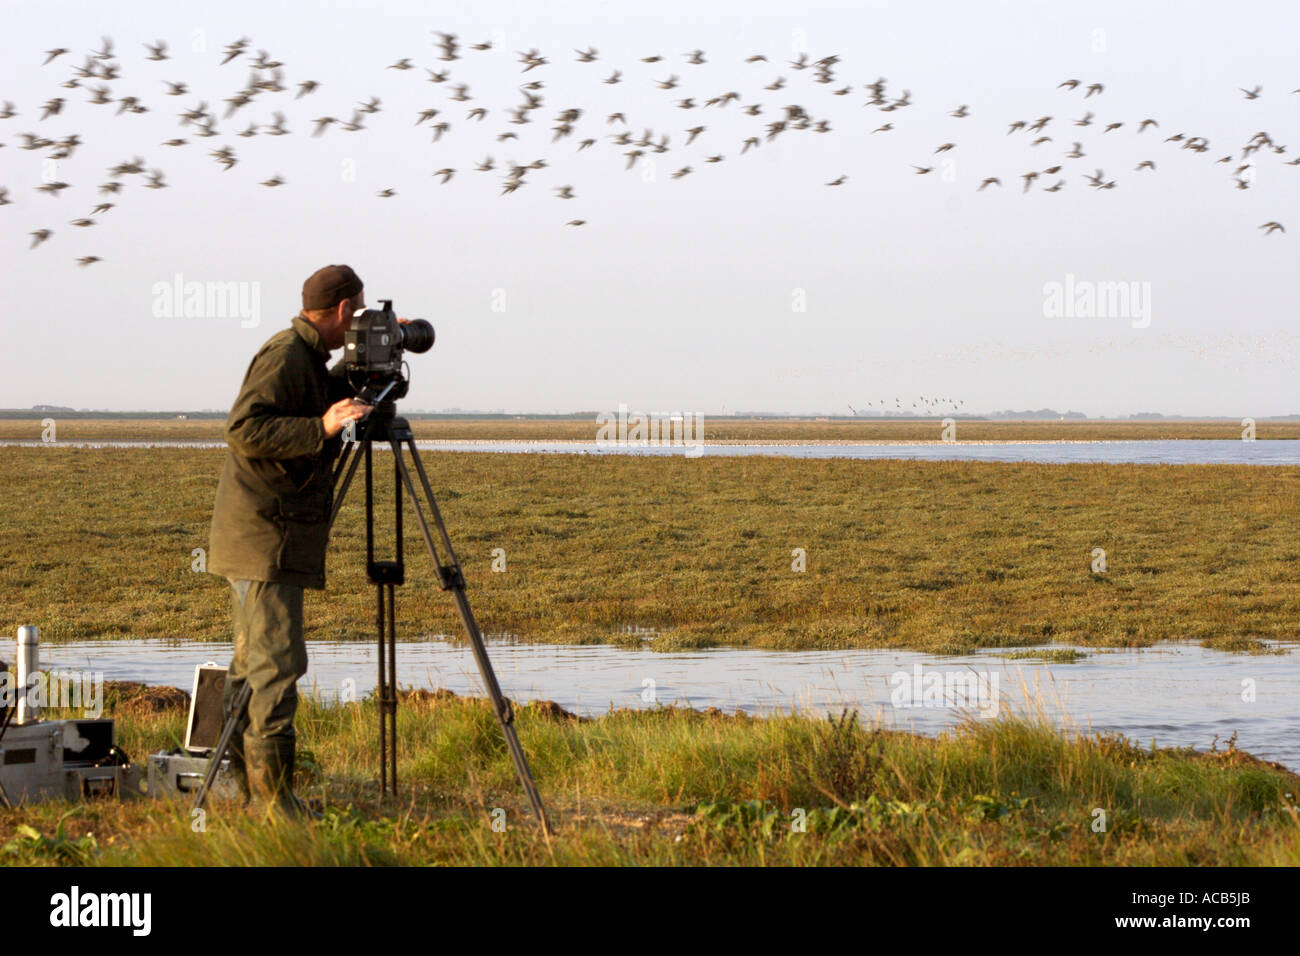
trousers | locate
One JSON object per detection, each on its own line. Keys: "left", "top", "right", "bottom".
{"left": 221, "top": 578, "right": 308, "bottom": 741}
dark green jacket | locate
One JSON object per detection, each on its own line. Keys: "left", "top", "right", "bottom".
{"left": 209, "top": 317, "right": 352, "bottom": 589}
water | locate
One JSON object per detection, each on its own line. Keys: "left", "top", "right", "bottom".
{"left": 39, "top": 638, "right": 1300, "bottom": 770}
{"left": 3, "top": 439, "right": 1297, "bottom": 464}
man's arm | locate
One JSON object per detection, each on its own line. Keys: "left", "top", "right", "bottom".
{"left": 225, "top": 345, "right": 326, "bottom": 460}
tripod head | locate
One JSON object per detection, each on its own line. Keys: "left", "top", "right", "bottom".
{"left": 355, "top": 399, "right": 401, "bottom": 441}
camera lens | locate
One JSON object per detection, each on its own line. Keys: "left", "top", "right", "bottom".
{"left": 400, "top": 319, "right": 435, "bottom": 353}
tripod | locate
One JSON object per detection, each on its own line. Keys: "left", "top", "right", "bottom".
{"left": 328, "top": 400, "right": 550, "bottom": 831}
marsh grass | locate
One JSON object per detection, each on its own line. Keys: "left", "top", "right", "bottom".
{"left": 1003, "top": 649, "right": 1089, "bottom": 663}
{"left": 2, "top": 448, "right": 1298, "bottom": 654}
{"left": 1, "top": 695, "right": 1296, "bottom": 866}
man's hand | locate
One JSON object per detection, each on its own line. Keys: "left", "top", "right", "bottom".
{"left": 323, "top": 398, "right": 373, "bottom": 439}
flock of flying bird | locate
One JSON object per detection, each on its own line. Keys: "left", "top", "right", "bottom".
{"left": 850, "top": 396, "right": 965, "bottom": 416}
{"left": 2, "top": 33, "right": 1293, "bottom": 266}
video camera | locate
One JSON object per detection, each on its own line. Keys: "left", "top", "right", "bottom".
{"left": 343, "top": 300, "right": 435, "bottom": 404}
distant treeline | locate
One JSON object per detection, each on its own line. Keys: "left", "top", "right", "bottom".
{"left": 4, "top": 409, "right": 1299, "bottom": 421}
{"left": 1, "top": 409, "right": 602, "bottom": 421}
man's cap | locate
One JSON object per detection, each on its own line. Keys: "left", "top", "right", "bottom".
{"left": 302, "top": 264, "right": 363, "bottom": 311}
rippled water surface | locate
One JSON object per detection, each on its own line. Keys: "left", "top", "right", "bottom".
{"left": 37, "top": 638, "right": 1300, "bottom": 769}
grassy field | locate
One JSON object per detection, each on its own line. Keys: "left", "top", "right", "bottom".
{"left": 0, "top": 447, "right": 1297, "bottom": 654}
{"left": 1, "top": 416, "right": 1296, "bottom": 442}
{"left": 1, "top": 693, "right": 1296, "bottom": 866}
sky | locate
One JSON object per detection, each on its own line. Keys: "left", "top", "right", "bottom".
{"left": 1, "top": 0, "right": 1297, "bottom": 417}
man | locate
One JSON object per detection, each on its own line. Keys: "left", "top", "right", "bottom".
{"left": 208, "top": 264, "right": 374, "bottom": 816}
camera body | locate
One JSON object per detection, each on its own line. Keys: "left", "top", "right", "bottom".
{"left": 343, "top": 299, "right": 434, "bottom": 402}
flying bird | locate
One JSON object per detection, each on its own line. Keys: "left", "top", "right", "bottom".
{"left": 220, "top": 38, "right": 249, "bottom": 65}
{"left": 518, "top": 48, "right": 548, "bottom": 72}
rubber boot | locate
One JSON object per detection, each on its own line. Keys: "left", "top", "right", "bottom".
{"left": 225, "top": 733, "right": 252, "bottom": 808}
{"left": 245, "top": 736, "right": 320, "bottom": 820}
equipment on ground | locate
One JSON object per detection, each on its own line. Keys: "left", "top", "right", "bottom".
{"left": 0, "top": 627, "right": 139, "bottom": 806}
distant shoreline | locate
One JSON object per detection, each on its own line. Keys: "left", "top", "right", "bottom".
{"left": 3, "top": 437, "right": 1298, "bottom": 448}
{"left": 2, "top": 417, "right": 1296, "bottom": 444}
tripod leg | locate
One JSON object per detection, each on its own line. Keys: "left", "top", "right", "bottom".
{"left": 192, "top": 682, "right": 252, "bottom": 813}
{"left": 389, "top": 439, "right": 552, "bottom": 835}
{"left": 387, "top": 584, "right": 398, "bottom": 792}
{"left": 330, "top": 440, "right": 354, "bottom": 492}
{"left": 328, "top": 439, "right": 366, "bottom": 533}
{"left": 374, "top": 581, "right": 398, "bottom": 796}
{"left": 376, "top": 582, "right": 388, "bottom": 796}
